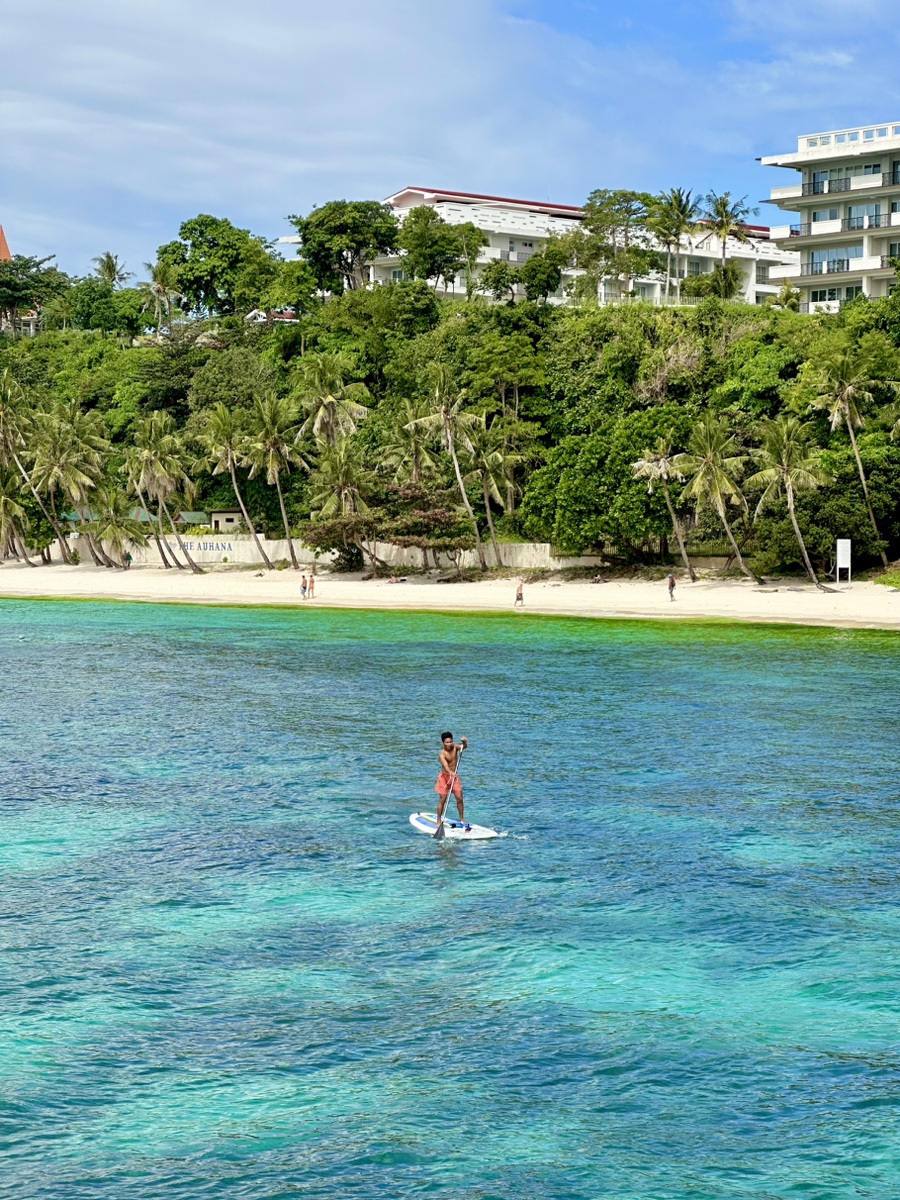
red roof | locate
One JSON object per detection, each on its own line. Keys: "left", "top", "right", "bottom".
{"left": 387, "top": 186, "right": 584, "bottom": 217}
{"left": 0, "top": 226, "right": 10, "bottom": 262}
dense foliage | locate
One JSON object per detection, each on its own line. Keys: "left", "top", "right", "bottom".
{"left": 2, "top": 201, "right": 900, "bottom": 578}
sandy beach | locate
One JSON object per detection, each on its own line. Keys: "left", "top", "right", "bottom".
{"left": 0, "top": 562, "right": 898, "bottom": 629}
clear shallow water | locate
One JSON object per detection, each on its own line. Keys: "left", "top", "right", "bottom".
{"left": 2, "top": 600, "right": 900, "bottom": 1199}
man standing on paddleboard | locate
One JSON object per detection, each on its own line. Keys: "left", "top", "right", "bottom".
{"left": 435, "top": 732, "right": 468, "bottom": 836}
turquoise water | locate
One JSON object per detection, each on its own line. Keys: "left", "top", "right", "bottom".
{"left": 2, "top": 600, "right": 900, "bottom": 1199}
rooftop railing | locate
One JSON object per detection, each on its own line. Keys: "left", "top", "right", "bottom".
{"left": 802, "top": 259, "right": 851, "bottom": 275}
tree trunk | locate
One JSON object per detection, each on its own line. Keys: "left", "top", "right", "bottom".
{"left": 275, "top": 472, "right": 299, "bottom": 569}
{"left": 158, "top": 501, "right": 184, "bottom": 568}
{"left": 229, "top": 460, "right": 273, "bottom": 569}
{"left": 448, "top": 438, "right": 487, "bottom": 571}
{"left": 663, "top": 482, "right": 696, "bottom": 581}
{"left": 15, "top": 531, "right": 35, "bottom": 565}
{"left": 136, "top": 486, "right": 172, "bottom": 568}
{"left": 845, "top": 415, "right": 888, "bottom": 568}
{"left": 161, "top": 498, "right": 202, "bottom": 574}
{"left": 482, "top": 477, "right": 503, "bottom": 568}
{"left": 715, "top": 501, "right": 762, "bottom": 583}
{"left": 11, "top": 451, "right": 72, "bottom": 563}
{"left": 787, "top": 483, "right": 827, "bottom": 591}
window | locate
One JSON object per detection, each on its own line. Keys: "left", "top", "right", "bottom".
{"left": 845, "top": 286, "right": 863, "bottom": 300}
{"left": 894, "top": 126, "right": 900, "bottom": 136}
{"left": 521, "top": 240, "right": 534, "bottom": 249}
{"left": 863, "top": 163, "right": 882, "bottom": 175}
{"left": 812, "top": 208, "right": 839, "bottom": 222}
{"left": 755, "top": 293, "right": 768, "bottom": 305}
{"left": 849, "top": 131, "right": 860, "bottom": 142}
{"left": 893, "top": 201, "right": 900, "bottom": 213}
{"left": 807, "top": 138, "right": 819, "bottom": 148}
{"left": 756, "top": 263, "right": 770, "bottom": 283}
{"left": 864, "top": 130, "right": 875, "bottom": 141}
{"left": 810, "top": 289, "right": 840, "bottom": 302}
{"left": 820, "top": 135, "right": 831, "bottom": 145}
{"left": 687, "top": 259, "right": 704, "bottom": 276}
{"left": 878, "top": 128, "right": 888, "bottom": 137}
{"left": 836, "top": 133, "right": 847, "bottom": 144}
{"left": 890, "top": 243, "right": 900, "bottom": 258}
{"left": 391, "top": 269, "right": 407, "bottom": 282}
{"left": 509, "top": 240, "right": 516, "bottom": 252}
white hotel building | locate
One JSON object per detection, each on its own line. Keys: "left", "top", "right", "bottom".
{"left": 763, "top": 121, "right": 900, "bottom": 312}
{"left": 368, "top": 186, "right": 796, "bottom": 306}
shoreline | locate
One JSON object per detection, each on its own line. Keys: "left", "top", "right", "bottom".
{"left": 1, "top": 563, "right": 899, "bottom": 631}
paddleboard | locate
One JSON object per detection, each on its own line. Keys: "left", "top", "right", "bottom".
{"left": 409, "top": 812, "right": 505, "bottom": 840}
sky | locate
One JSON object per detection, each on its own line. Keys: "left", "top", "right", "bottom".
{"left": 3, "top": 0, "right": 900, "bottom": 277}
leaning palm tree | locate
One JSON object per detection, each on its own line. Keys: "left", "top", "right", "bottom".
{"left": 673, "top": 412, "right": 761, "bottom": 583}
{"left": 308, "top": 436, "right": 380, "bottom": 570}
{"left": 293, "top": 352, "right": 371, "bottom": 447}
{"left": 131, "top": 411, "right": 202, "bottom": 573}
{"left": 811, "top": 346, "right": 896, "bottom": 568}
{"left": 632, "top": 438, "right": 697, "bottom": 581}
{"left": 699, "top": 191, "right": 758, "bottom": 269}
{"left": 138, "top": 260, "right": 183, "bottom": 336}
{"left": 244, "top": 392, "right": 305, "bottom": 569}
{"left": 88, "top": 485, "right": 149, "bottom": 567}
{"left": 0, "top": 466, "right": 32, "bottom": 564}
{"left": 197, "top": 403, "right": 273, "bottom": 569}
{"left": 406, "top": 365, "right": 487, "bottom": 571}
{"left": 379, "top": 397, "right": 441, "bottom": 486}
{"left": 747, "top": 416, "right": 830, "bottom": 590}
{"left": 122, "top": 439, "right": 176, "bottom": 569}
{"left": 465, "top": 417, "right": 519, "bottom": 569}
{"left": 92, "top": 252, "right": 131, "bottom": 288}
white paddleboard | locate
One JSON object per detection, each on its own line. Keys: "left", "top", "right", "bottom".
{"left": 409, "top": 812, "right": 505, "bottom": 840}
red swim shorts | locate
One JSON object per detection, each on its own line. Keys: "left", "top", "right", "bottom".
{"left": 434, "top": 772, "right": 462, "bottom": 798}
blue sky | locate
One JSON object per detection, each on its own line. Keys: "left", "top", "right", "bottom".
{"left": 3, "top": 0, "right": 899, "bottom": 277}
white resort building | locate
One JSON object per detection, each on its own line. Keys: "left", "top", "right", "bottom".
{"left": 763, "top": 121, "right": 900, "bottom": 312}
{"left": 368, "top": 186, "right": 797, "bottom": 306}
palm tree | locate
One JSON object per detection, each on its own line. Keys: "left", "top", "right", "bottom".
{"left": 673, "top": 413, "right": 761, "bottom": 583}
{"left": 406, "top": 365, "right": 487, "bottom": 570}
{"left": 811, "top": 346, "right": 896, "bottom": 568}
{"left": 131, "top": 411, "right": 202, "bottom": 573}
{"left": 747, "top": 416, "right": 830, "bottom": 589}
{"left": 0, "top": 466, "right": 32, "bottom": 564}
{"left": 465, "top": 417, "right": 519, "bottom": 568}
{"left": 648, "top": 188, "right": 700, "bottom": 301}
{"left": 379, "top": 397, "right": 441, "bottom": 486}
{"left": 139, "top": 260, "right": 183, "bottom": 336}
{"left": 0, "top": 370, "right": 74, "bottom": 561}
{"left": 198, "top": 403, "right": 273, "bottom": 569}
{"left": 632, "top": 438, "right": 697, "bottom": 580}
{"left": 699, "top": 191, "right": 758, "bottom": 270}
{"left": 31, "top": 401, "right": 113, "bottom": 566}
{"left": 88, "top": 486, "right": 149, "bottom": 567}
{"left": 244, "top": 393, "right": 304, "bottom": 569}
{"left": 309, "top": 437, "right": 373, "bottom": 520}
{"left": 768, "top": 280, "right": 801, "bottom": 311}
{"left": 92, "top": 252, "right": 131, "bottom": 288}
{"left": 293, "top": 352, "right": 371, "bottom": 446}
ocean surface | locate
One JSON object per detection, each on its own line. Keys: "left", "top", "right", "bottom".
{"left": 1, "top": 599, "right": 899, "bottom": 1200}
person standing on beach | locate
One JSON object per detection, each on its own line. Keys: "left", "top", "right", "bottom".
{"left": 435, "top": 732, "right": 468, "bottom": 836}
{"left": 307, "top": 574, "right": 315, "bottom": 599}
{"left": 300, "top": 574, "right": 307, "bottom": 599}
{"left": 514, "top": 582, "right": 524, "bottom": 607}
{"left": 667, "top": 572, "right": 676, "bottom": 602}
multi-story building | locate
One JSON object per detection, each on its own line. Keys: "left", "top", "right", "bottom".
{"left": 367, "top": 186, "right": 795, "bottom": 306}
{"left": 763, "top": 121, "right": 900, "bottom": 312}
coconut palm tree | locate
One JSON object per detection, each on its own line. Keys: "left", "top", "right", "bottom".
{"left": 648, "top": 188, "right": 701, "bottom": 301}
{"left": 0, "top": 466, "right": 32, "bottom": 564}
{"left": 406, "top": 365, "right": 487, "bottom": 570}
{"left": 293, "top": 352, "right": 371, "bottom": 447}
{"left": 0, "top": 370, "right": 74, "bottom": 561}
{"left": 244, "top": 392, "right": 304, "bottom": 569}
{"left": 131, "top": 411, "right": 202, "bottom": 573}
{"left": 198, "top": 403, "right": 273, "bottom": 569}
{"left": 747, "top": 416, "right": 830, "bottom": 589}
{"left": 309, "top": 437, "right": 374, "bottom": 520}
{"left": 632, "top": 437, "right": 697, "bottom": 580}
{"left": 673, "top": 413, "right": 761, "bottom": 583}
{"left": 811, "top": 345, "right": 896, "bottom": 568}
{"left": 139, "top": 260, "right": 183, "bottom": 336}
{"left": 88, "top": 485, "right": 149, "bottom": 567}
{"left": 465, "top": 417, "right": 519, "bottom": 568}
{"left": 379, "top": 397, "right": 441, "bottom": 486}
{"left": 699, "top": 191, "right": 758, "bottom": 269}
{"left": 92, "top": 252, "right": 131, "bottom": 288}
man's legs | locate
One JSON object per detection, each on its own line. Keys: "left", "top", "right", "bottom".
{"left": 436, "top": 790, "right": 450, "bottom": 830}
{"left": 455, "top": 782, "right": 465, "bottom": 822}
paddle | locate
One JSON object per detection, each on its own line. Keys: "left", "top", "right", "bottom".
{"left": 434, "top": 744, "right": 464, "bottom": 841}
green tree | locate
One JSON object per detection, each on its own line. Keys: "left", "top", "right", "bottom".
{"left": 378, "top": 397, "right": 441, "bottom": 486}
{"left": 518, "top": 242, "right": 568, "bottom": 302}
{"left": 244, "top": 392, "right": 304, "bottom": 568}
{"left": 130, "top": 411, "right": 202, "bottom": 573}
{"left": 478, "top": 260, "right": 519, "bottom": 304}
{"left": 293, "top": 351, "right": 371, "bottom": 446}
{"left": 92, "top": 252, "right": 131, "bottom": 288}
{"left": 699, "top": 191, "right": 758, "bottom": 270}
{"left": 455, "top": 223, "right": 489, "bottom": 300}
{"left": 157, "top": 215, "right": 276, "bottom": 315}
{"left": 88, "top": 485, "right": 149, "bottom": 567}
{"left": 747, "top": 415, "right": 830, "bottom": 588}
{"left": 0, "top": 254, "right": 66, "bottom": 333}
{"left": 262, "top": 259, "right": 320, "bottom": 318}
{"left": 139, "top": 260, "right": 184, "bottom": 336}
{"left": 289, "top": 200, "right": 399, "bottom": 294}
{"left": 397, "top": 207, "right": 463, "bottom": 288}
{"left": 632, "top": 438, "right": 696, "bottom": 579}
{"left": 673, "top": 413, "right": 760, "bottom": 582}
{"left": 465, "top": 416, "right": 518, "bottom": 567}
{"left": 198, "top": 403, "right": 273, "bottom": 569}
{"left": 648, "top": 188, "right": 701, "bottom": 301}
{"left": 0, "top": 466, "right": 31, "bottom": 564}
{"left": 568, "top": 189, "right": 659, "bottom": 302}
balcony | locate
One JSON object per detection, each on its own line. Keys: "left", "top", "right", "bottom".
{"left": 883, "top": 173, "right": 900, "bottom": 187}
{"left": 881, "top": 256, "right": 900, "bottom": 269}
{"left": 803, "top": 258, "right": 851, "bottom": 275}
{"left": 842, "top": 213, "right": 894, "bottom": 231}
{"left": 790, "top": 224, "right": 812, "bottom": 236}
{"left": 803, "top": 178, "right": 852, "bottom": 195}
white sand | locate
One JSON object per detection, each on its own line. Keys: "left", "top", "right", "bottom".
{"left": 0, "top": 562, "right": 898, "bottom": 630}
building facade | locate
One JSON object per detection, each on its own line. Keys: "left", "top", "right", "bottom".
{"left": 368, "top": 186, "right": 796, "bottom": 306}
{"left": 763, "top": 121, "right": 900, "bottom": 312}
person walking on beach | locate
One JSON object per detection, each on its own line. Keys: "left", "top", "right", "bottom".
{"left": 667, "top": 572, "right": 676, "bottom": 602}
{"left": 300, "top": 574, "right": 307, "bottom": 599}
{"left": 435, "top": 732, "right": 468, "bottom": 837}
{"left": 514, "top": 582, "right": 524, "bottom": 607}
{"left": 307, "top": 574, "right": 315, "bottom": 599}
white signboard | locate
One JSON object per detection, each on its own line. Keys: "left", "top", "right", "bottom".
{"left": 836, "top": 539, "right": 851, "bottom": 582}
